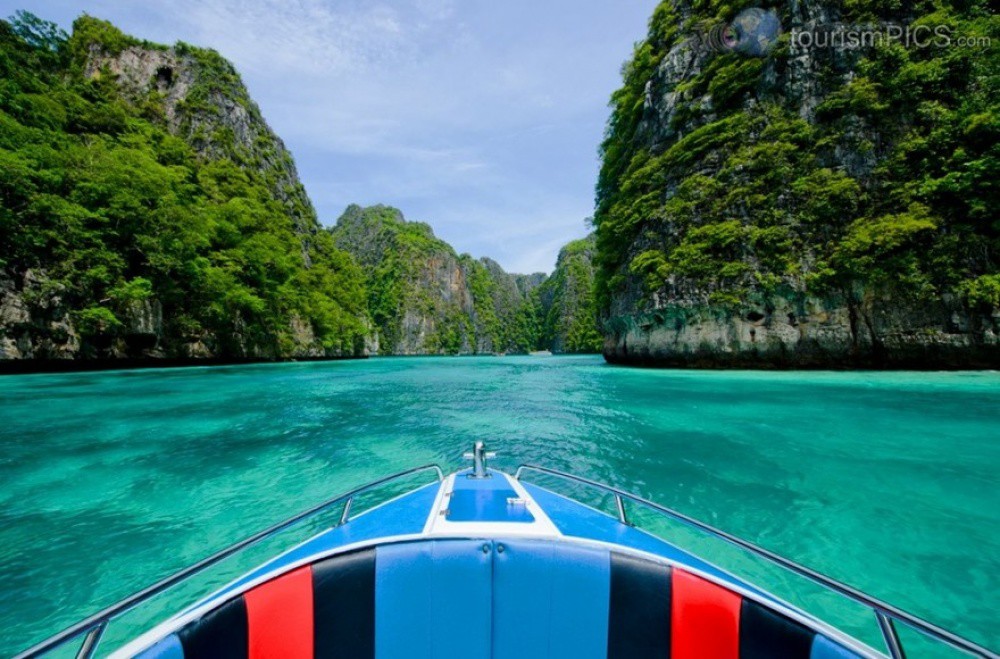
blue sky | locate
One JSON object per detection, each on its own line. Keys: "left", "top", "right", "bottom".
{"left": 9, "top": 1, "right": 659, "bottom": 273}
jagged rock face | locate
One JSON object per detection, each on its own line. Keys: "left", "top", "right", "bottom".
{"left": 331, "top": 205, "right": 544, "bottom": 355}
{"left": 606, "top": 292, "right": 1000, "bottom": 369}
{"left": 83, "top": 46, "right": 192, "bottom": 132}
{"left": 597, "top": 0, "right": 1000, "bottom": 368}
{"left": 538, "top": 236, "right": 603, "bottom": 354}
{"left": 0, "top": 271, "right": 79, "bottom": 360}
{"left": 514, "top": 272, "right": 547, "bottom": 296}
{"left": 84, "top": 44, "right": 318, "bottom": 238}
{"left": 398, "top": 254, "right": 476, "bottom": 355}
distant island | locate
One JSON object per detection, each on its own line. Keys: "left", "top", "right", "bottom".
{"left": 2, "top": 0, "right": 999, "bottom": 371}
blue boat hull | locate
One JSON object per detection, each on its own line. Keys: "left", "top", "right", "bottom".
{"left": 115, "top": 469, "right": 877, "bottom": 659}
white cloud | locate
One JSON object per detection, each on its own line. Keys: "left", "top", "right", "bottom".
{"left": 157, "top": 0, "right": 420, "bottom": 77}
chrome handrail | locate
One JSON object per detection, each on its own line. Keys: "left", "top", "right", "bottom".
{"left": 513, "top": 463, "right": 998, "bottom": 659}
{"left": 15, "top": 464, "right": 445, "bottom": 659}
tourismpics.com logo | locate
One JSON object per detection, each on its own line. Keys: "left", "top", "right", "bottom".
{"left": 791, "top": 24, "right": 992, "bottom": 50}
{"left": 696, "top": 8, "right": 992, "bottom": 56}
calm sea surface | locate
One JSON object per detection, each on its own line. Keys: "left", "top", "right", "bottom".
{"left": 0, "top": 356, "right": 997, "bottom": 655}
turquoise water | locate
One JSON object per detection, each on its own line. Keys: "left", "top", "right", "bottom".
{"left": 0, "top": 356, "right": 998, "bottom": 656}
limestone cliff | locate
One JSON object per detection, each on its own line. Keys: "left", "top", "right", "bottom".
{"left": 0, "top": 15, "right": 369, "bottom": 366}
{"left": 595, "top": 0, "right": 999, "bottom": 368}
{"left": 80, "top": 37, "right": 318, "bottom": 239}
{"left": 537, "top": 236, "right": 603, "bottom": 353}
{"left": 331, "top": 205, "right": 544, "bottom": 355}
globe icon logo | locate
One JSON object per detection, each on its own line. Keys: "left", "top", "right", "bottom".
{"left": 725, "top": 7, "right": 782, "bottom": 56}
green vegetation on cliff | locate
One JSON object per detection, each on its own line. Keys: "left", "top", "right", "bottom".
{"left": 595, "top": 0, "right": 999, "bottom": 322}
{"left": 0, "top": 12, "right": 607, "bottom": 363}
{"left": 331, "top": 204, "right": 546, "bottom": 355}
{"left": 537, "top": 235, "right": 603, "bottom": 353}
{"left": 0, "top": 13, "right": 368, "bottom": 359}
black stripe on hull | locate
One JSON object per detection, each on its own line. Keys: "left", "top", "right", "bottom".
{"left": 740, "top": 597, "right": 815, "bottom": 659}
{"left": 313, "top": 547, "right": 376, "bottom": 659}
{"left": 607, "top": 552, "right": 672, "bottom": 659}
{"left": 178, "top": 595, "right": 248, "bottom": 659}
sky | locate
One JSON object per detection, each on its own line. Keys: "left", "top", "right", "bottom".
{"left": 8, "top": 0, "right": 660, "bottom": 274}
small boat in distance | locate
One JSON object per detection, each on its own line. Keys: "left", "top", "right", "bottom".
{"left": 17, "top": 443, "right": 997, "bottom": 659}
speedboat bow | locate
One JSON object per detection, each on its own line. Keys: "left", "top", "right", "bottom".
{"left": 17, "top": 443, "right": 997, "bottom": 659}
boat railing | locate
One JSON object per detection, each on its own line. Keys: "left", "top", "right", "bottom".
{"left": 513, "top": 463, "right": 998, "bottom": 659}
{"left": 15, "top": 463, "right": 445, "bottom": 659}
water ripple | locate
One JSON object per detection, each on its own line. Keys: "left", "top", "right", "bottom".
{"left": 0, "top": 356, "right": 998, "bottom": 653}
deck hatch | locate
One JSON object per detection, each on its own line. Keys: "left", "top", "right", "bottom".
{"left": 446, "top": 475, "right": 535, "bottom": 523}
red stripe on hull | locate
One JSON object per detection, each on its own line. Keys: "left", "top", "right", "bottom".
{"left": 671, "top": 568, "right": 742, "bottom": 659}
{"left": 245, "top": 566, "right": 314, "bottom": 659}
